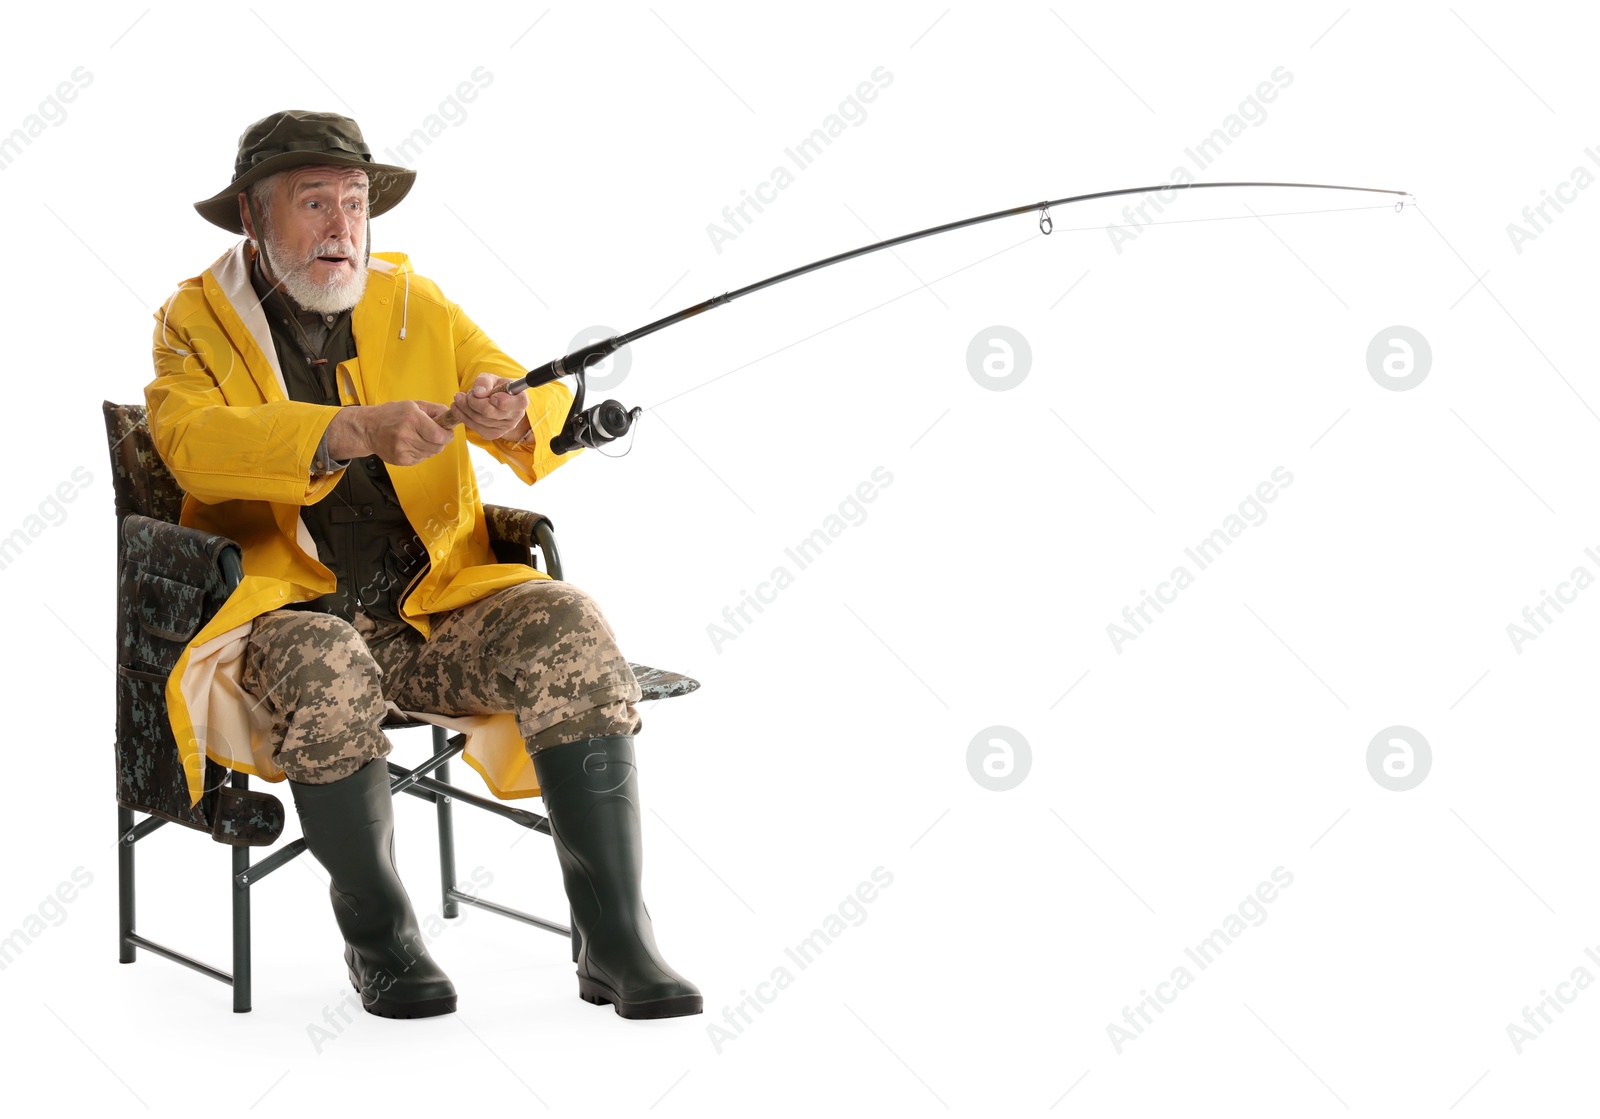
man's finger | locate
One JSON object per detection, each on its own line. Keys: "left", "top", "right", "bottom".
{"left": 462, "top": 394, "right": 515, "bottom": 422}
{"left": 453, "top": 390, "right": 494, "bottom": 418}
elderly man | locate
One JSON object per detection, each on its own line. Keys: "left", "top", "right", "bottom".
{"left": 146, "top": 110, "right": 700, "bottom": 1021}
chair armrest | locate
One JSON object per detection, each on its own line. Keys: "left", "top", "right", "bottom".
{"left": 483, "top": 504, "right": 552, "bottom": 548}
{"left": 120, "top": 514, "right": 243, "bottom": 602}
{"left": 484, "top": 504, "right": 562, "bottom": 579}
{"left": 482, "top": 506, "right": 697, "bottom": 704}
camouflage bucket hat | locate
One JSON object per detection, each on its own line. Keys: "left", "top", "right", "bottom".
{"left": 193, "top": 109, "right": 414, "bottom": 235}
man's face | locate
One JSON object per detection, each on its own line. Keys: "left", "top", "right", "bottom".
{"left": 244, "top": 165, "right": 370, "bottom": 313}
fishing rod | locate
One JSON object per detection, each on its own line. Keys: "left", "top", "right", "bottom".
{"left": 437, "top": 180, "right": 1413, "bottom": 450}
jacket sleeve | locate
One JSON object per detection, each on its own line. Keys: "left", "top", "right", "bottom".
{"left": 449, "top": 299, "right": 583, "bottom": 486}
{"left": 146, "top": 297, "right": 347, "bottom": 506}
{"left": 310, "top": 428, "right": 351, "bottom": 476}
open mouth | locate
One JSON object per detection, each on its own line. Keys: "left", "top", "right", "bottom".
{"left": 316, "top": 255, "right": 349, "bottom": 266}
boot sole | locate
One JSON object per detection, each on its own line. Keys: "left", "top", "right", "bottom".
{"left": 349, "top": 974, "right": 457, "bottom": 1019}
{"left": 578, "top": 975, "right": 703, "bottom": 1020}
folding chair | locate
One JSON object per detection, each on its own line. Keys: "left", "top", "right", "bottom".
{"left": 103, "top": 401, "right": 699, "bottom": 1012}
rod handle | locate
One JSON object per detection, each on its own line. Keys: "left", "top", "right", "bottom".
{"left": 433, "top": 336, "right": 621, "bottom": 429}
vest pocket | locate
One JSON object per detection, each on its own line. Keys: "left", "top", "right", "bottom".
{"left": 382, "top": 535, "right": 431, "bottom": 617}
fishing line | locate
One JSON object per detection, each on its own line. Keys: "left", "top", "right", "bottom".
{"left": 437, "top": 181, "right": 1412, "bottom": 451}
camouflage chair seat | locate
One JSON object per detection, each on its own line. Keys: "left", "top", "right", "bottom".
{"left": 102, "top": 400, "right": 699, "bottom": 1011}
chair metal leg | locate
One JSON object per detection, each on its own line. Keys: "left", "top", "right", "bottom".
{"left": 435, "top": 728, "right": 460, "bottom": 919}
{"left": 230, "top": 772, "right": 252, "bottom": 1013}
{"left": 117, "top": 804, "right": 135, "bottom": 964}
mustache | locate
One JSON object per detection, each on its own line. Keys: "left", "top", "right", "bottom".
{"left": 264, "top": 237, "right": 364, "bottom": 290}
{"left": 304, "top": 240, "right": 359, "bottom": 262}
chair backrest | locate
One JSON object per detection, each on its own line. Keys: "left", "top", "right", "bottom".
{"left": 103, "top": 402, "right": 185, "bottom": 525}
{"left": 103, "top": 401, "right": 280, "bottom": 842}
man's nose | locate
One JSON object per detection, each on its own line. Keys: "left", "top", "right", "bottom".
{"left": 322, "top": 207, "right": 360, "bottom": 244}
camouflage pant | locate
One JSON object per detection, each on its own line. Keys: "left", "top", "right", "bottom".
{"left": 239, "top": 579, "right": 643, "bottom": 785}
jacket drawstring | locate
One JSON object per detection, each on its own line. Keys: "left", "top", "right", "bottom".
{"left": 399, "top": 269, "right": 410, "bottom": 340}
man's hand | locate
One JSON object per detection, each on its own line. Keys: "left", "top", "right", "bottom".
{"left": 325, "top": 401, "right": 453, "bottom": 467}
{"left": 451, "top": 373, "right": 530, "bottom": 442}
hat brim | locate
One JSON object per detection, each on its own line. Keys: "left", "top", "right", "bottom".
{"left": 193, "top": 150, "right": 415, "bottom": 234}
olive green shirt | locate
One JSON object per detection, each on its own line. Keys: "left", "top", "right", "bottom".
{"left": 248, "top": 256, "right": 428, "bottom": 627}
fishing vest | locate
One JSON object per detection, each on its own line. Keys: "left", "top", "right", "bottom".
{"left": 251, "top": 261, "right": 429, "bottom": 624}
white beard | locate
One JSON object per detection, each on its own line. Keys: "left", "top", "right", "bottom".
{"left": 260, "top": 227, "right": 369, "bottom": 314}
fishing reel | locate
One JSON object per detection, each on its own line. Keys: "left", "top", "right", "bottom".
{"left": 549, "top": 357, "right": 642, "bottom": 455}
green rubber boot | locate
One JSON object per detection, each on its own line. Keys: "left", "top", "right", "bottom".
{"left": 289, "top": 758, "right": 457, "bottom": 1019}
{"left": 534, "top": 735, "right": 703, "bottom": 1019}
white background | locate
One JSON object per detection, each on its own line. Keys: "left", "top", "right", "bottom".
{"left": 1, "top": 1, "right": 1596, "bottom": 1115}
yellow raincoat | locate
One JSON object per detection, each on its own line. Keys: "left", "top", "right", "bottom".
{"left": 147, "top": 240, "right": 580, "bottom": 806}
